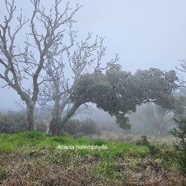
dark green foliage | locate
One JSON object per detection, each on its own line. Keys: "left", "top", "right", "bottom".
{"left": 115, "top": 113, "right": 131, "bottom": 130}
{"left": 136, "top": 136, "right": 149, "bottom": 146}
{"left": 170, "top": 117, "right": 186, "bottom": 174}
{"left": 136, "top": 136, "right": 159, "bottom": 156}
{"left": 72, "top": 67, "right": 178, "bottom": 130}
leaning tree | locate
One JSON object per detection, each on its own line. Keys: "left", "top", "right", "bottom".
{"left": 72, "top": 67, "right": 179, "bottom": 130}
{"left": 0, "top": 0, "right": 81, "bottom": 130}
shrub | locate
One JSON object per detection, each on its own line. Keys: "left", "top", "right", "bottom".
{"left": 62, "top": 118, "right": 101, "bottom": 136}
{"left": 136, "top": 136, "right": 159, "bottom": 156}
{"left": 0, "top": 111, "right": 27, "bottom": 133}
{"left": 62, "top": 119, "right": 81, "bottom": 135}
{"left": 79, "top": 118, "right": 101, "bottom": 136}
{"left": 0, "top": 111, "right": 49, "bottom": 134}
{"left": 170, "top": 117, "right": 186, "bottom": 175}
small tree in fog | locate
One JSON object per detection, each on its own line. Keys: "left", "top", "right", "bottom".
{"left": 0, "top": 0, "right": 81, "bottom": 130}
{"left": 129, "top": 103, "right": 176, "bottom": 135}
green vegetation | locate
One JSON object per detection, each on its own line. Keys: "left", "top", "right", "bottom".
{"left": 0, "top": 131, "right": 185, "bottom": 185}
{"left": 73, "top": 67, "right": 179, "bottom": 131}
{"left": 170, "top": 117, "right": 186, "bottom": 175}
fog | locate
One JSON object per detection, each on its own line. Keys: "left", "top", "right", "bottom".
{"left": 1, "top": 0, "right": 186, "bottom": 111}
{"left": 72, "top": 103, "right": 176, "bottom": 136}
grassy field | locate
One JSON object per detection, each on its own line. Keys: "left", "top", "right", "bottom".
{"left": 0, "top": 131, "right": 185, "bottom": 186}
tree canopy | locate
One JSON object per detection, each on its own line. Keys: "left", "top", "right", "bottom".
{"left": 72, "top": 66, "right": 179, "bottom": 129}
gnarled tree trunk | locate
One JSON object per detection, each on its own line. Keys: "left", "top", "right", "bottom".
{"left": 49, "top": 97, "right": 62, "bottom": 135}
{"left": 26, "top": 102, "right": 35, "bottom": 130}
{"left": 49, "top": 102, "right": 81, "bottom": 135}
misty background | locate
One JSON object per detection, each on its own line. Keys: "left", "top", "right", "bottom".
{"left": 1, "top": 0, "right": 186, "bottom": 110}
{"left": 0, "top": 0, "right": 186, "bottom": 134}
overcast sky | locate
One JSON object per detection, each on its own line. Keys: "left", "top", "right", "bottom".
{"left": 1, "top": 0, "right": 186, "bottom": 110}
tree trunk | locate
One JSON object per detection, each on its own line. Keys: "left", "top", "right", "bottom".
{"left": 58, "top": 102, "right": 81, "bottom": 134}
{"left": 49, "top": 100, "right": 62, "bottom": 135}
{"left": 49, "top": 102, "right": 82, "bottom": 136}
{"left": 49, "top": 116, "right": 61, "bottom": 135}
{"left": 26, "top": 102, "right": 35, "bottom": 130}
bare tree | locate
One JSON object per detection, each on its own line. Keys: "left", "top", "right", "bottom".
{"left": 176, "top": 59, "right": 186, "bottom": 87}
{"left": 0, "top": 0, "right": 81, "bottom": 130}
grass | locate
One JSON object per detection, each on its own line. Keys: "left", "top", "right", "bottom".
{"left": 0, "top": 131, "right": 185, "bottom": 185}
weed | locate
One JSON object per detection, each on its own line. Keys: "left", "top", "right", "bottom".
{"left": 137, "top": 136, "right": 159, "bottom": 156}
